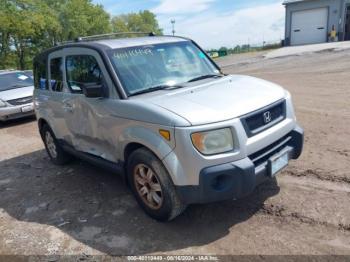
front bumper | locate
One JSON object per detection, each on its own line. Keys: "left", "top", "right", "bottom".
{"left": 0, "top": 103, "right": 34, "bottom": 121}
{"left": 176, "top": 126, "right": 304, "bottom": 204}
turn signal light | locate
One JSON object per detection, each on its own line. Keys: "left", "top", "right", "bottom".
{"left": 159, "top": 130, "right": 171, "bottom": 141}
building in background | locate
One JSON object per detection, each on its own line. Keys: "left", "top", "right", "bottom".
{"left": 284, "top": 0, "right": 350, "bottom": 46}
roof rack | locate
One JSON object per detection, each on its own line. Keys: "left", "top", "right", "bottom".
{"left": 58, "top": 32, "right": 156, "bottom": 45}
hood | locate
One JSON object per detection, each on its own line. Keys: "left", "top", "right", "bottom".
{"left": 143, "top": 75, "right": 287, "bottom": 126}
{"left": 0, "top": 86, "right": 34, "bottom": 101}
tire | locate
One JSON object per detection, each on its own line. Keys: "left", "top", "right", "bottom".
{"left": 41, "top": 124, "right": 71, "bottom": 165}
{"left": 127, "top": 148, "right": 186, "bottom": 221}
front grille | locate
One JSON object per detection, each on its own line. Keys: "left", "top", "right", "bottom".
{"left": 241, "top": 100, "right": 286, "bottom": 137}
{"left": 6, "top": 96, "right": 33, "bottom": 106}
{"left": 249, "top": 133, "right": 292, "bottom": 167}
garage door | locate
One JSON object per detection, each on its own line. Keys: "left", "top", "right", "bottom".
{"left": 291, "top": 8, "right": 328, "bottom": 46}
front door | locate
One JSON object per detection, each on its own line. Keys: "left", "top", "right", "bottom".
{"left": 62, "top": 48, "right": 119, "bottom": 162}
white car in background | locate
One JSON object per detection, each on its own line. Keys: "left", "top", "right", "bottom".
{"left": 24, "top": 70, "right": 34, "bottom": 79}
{"left": 0, "top": 71, "right": 35, "bottom": 121}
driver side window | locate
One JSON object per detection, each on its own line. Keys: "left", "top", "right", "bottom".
{"left": 66, "top": 55, "right": 102, "bottom": 93}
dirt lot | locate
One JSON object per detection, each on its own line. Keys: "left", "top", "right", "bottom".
{"left": 0, "top": 49, "right": 350, "bottom": 257}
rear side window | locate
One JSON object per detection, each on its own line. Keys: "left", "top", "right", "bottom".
{"left": 34, "top": 57, "right": 48, "bottom": 90}
{"left": 66, "top": 55, "right": 102, "bottom": 93}
{"left": 50, "top": 57, "right": 64, "bottom": 92}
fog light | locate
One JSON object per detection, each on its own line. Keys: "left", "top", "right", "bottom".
{"left": 211, "top": 174, "right": 231, "bottom": 191}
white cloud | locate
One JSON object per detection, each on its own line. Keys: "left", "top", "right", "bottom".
{"left": 156, "top": 2, "right": 285, "bottom": 49}
{"left": 152, "top": 0, "right": 216, "bottom": 14}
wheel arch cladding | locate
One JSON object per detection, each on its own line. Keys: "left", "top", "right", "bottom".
{"left": 119, "top": 126, "right": 175, "bottom": 163}
{"left": 38, "top": 118, "right": 49, "bottom": 131}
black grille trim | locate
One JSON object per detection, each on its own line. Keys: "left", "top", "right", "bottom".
{"left": 249, "top": 133, "right": 292, "bottom": 167}
{"left": 241, "top": 99, "right": 286, "bottom": 137}
{"left": 6, "top": 96, "right": 33, "bottom": 106}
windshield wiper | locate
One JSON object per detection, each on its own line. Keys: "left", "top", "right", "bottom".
{"left": 187, "top": 74, "right": 223, "bottom": 83}
{"left": 129, "top": 84, "right": 184, "bottom": 97}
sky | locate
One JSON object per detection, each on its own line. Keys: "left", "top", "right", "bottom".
{"left": 92, "top": 0, "right": 286, "bottom": 49}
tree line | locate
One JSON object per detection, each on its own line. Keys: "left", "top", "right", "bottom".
{"left": 207, "top": 42, "right": 282, "bottom": 56}
{"left": 0, "top": 0, "right": 163, "bottom": 70}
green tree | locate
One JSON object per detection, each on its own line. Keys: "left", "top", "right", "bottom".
{"left": 111, "top": 10, "right": 163, "bottom": 35}
{"left": 0, "top": 1, "right": 12, "bottom": 68}
{"left": 58, "top": 0, "right": 111, "bottom": 42}
{"left": 0, "top": 1, "right": 163, "bottom": 70}
{"left": 233, "top": 45, "right": 241, "bottom": 53}
{"left": 0, "top": 0, "right": 61, "bottom": 69}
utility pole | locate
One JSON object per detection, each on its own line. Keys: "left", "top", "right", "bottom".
{"left": 171, "top": 19, "right": 176, "bottom": 36}
{"left": 263, "top": 35, "right": 266, "bottom": 48}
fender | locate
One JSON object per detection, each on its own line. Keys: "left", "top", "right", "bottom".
{"left": 37, "top": 112, "right": 67, "bottom": 141}
{"left": 118, "top": 125, "right": 176, "bottom": 162}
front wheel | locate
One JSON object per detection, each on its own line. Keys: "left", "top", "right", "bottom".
{"left": 127, "top": 148, "right": 186, "bottom": 221}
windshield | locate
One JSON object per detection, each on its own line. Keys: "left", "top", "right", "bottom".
{"left": 0, "top": 72, "right": 34, "bottom": 92}
{"left": 108, "top": 41, "right": 220, "bottom": 95}
{"left": 24, "top": 70, "right": 34, "bottom": 79}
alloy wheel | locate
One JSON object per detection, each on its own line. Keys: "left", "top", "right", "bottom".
{"left": 133, "top": 164, "right": 163, "bottom": 210}
{"left": 45, "top": 131, "right": 57, "bottom": 158}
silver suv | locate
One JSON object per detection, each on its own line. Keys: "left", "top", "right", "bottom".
{"left": 33, "top": 34, "right": 303, "bottom": 221}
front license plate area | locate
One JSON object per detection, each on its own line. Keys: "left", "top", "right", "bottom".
{"left": 21, "top": 104, "right": 34, "bottom": 113}
{"left": 269, "top": 150, "right": 289, "bottom": 177}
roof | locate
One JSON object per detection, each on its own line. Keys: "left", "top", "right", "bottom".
{"left": 94, "top": 36, "right": 188, "bottom": 49}
{"left": 35, "top": 36, "right": 189, "bottom": 61}
{"left": 283, "top": 0, "right": 309, "bottom": 5}
{"left": 0, "top": 70, "right": 22, "bottom": 75}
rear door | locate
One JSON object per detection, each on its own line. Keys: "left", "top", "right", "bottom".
{"left": 46, "top": 51, "right": 72, "bottom": 140}
{"left": 33, "top": 55, "right": 50, "bottom": 118}
{"left": 291, "top": 8, "right": 328, "bottom": 45}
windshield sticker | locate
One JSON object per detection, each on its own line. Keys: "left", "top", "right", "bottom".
{"left": 114, "top": 48, "right": 153, "bottom": 59}
{"left": 199, "top": 52, "right": 206, "bottom": 59}
{"left": 18, "top": 74, "right": 29, "bottom": 80}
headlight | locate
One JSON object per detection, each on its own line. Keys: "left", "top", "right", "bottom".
{"left": 191, "top": 128, "right": 234, "bottom": 155}
{"left": 0, "top": 99, "right": 7, "bottom": 108}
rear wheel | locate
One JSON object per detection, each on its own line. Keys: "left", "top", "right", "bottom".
{"left": 127, "top": 148, "right": 186, "bottom": 221}
{"left": 41, "top": 124, "right": 71, "bottom": 165}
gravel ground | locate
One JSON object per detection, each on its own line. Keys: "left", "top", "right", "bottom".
{"left": 0, "top": 49, "right": 350, "bottom": 257}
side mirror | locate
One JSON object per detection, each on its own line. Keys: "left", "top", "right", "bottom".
{"left": 81, "top": 83, "right": 104, "bottom": 98}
